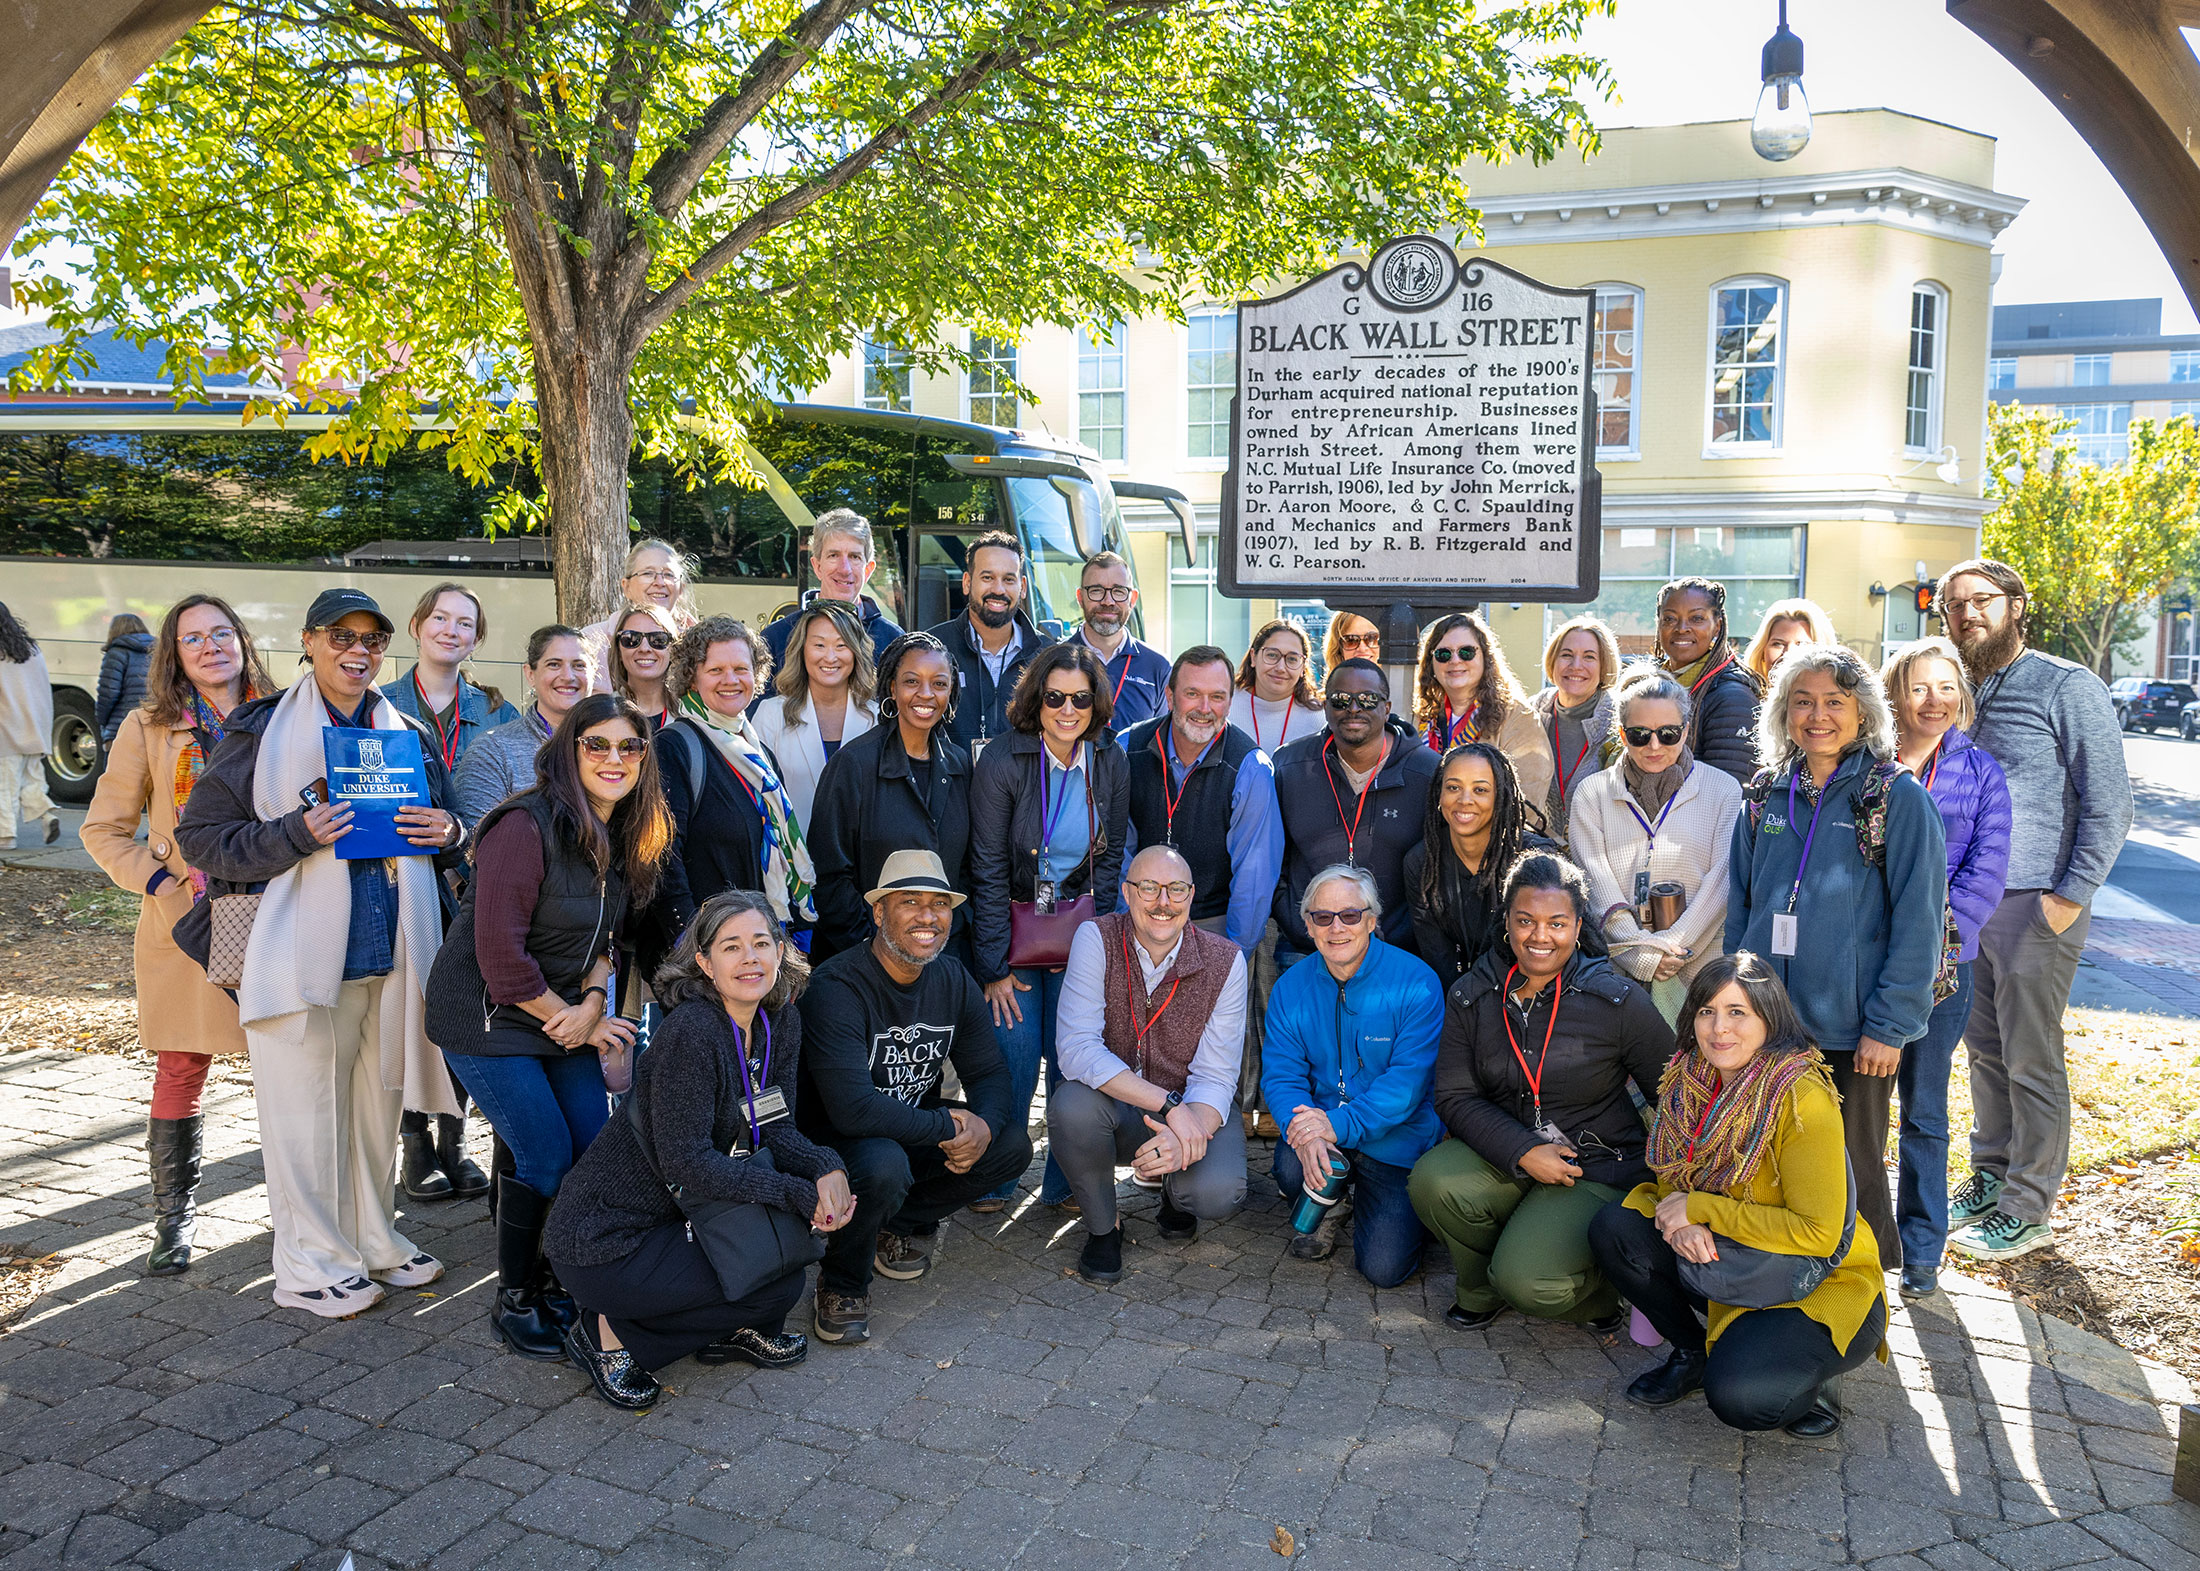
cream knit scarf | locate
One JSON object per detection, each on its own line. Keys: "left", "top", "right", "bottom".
{"left": 237, "top": 672, "right": 457, "bottom": 1116}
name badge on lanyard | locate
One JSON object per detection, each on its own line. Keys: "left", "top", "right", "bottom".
{"left": 1771, "top": 913, "right": 1799, "bottom": 956}
{"left": 1771, "top": 772, "right": 1829, "bottom": 958}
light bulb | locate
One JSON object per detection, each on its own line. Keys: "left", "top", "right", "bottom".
{"left": 1752, "top": 74, "right": 1811, "bottom": 160}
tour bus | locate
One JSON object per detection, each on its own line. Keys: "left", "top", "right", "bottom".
{"left": 0, "top": 400, "right": 1196, "bottom": 800}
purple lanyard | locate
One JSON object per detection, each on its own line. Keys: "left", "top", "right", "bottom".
{"left": 1783, "top": 771, "right": 1830, "bottom": 915}
{"left": 1038, "top": 744, "right": 1085, "bottom": 859}
{"left": 731, "top": 1012, "right": 774, "bottom": 1148}
{"left": 1623, "top": 792, "right": 1681, "bottom": 848}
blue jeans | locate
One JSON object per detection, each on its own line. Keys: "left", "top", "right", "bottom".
{"left": 1896, "top": 961, "right": 1974, "bottom": 1273}
{"left": 444, "top": 1048, "right": 610, "bottom": 1198}
{"left": 989, "top": 966, "right": 1067, "bottom": 1203}
{"left": 1273, "top": 1139, "right": 1428, "bottom": 1288}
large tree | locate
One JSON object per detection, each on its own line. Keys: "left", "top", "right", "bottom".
{"left": 9, "top": 0, "right": 1607, "bottom": 620}
{"left": 1981, "top": 402, "right": 2200, "bottom": 676}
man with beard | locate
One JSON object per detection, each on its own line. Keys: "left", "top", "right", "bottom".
{"left": 797, "top": 851, "right": 1031, "bottom": 1344}
{"left": 1271, "top": 659, "right": 1440, "bottom": 966}
{"left": 927, "top": 530, "right": 1048, "bottom": 760}
{"left": 1122, "top": 648, "right": 1284, "bottom": 1124}
{"left": 1936, "top": 558, "right": 2130, "bottom": 1262}
{"left": 1074, "top": 552, "right": 1171, "bottom": 731}
{"left": 760, "top": 509, "right": 905, "bottom": 672}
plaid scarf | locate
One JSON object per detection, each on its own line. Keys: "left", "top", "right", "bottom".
{"left": 1647, "top": 1043, "right": 1835, "bottom": 1196}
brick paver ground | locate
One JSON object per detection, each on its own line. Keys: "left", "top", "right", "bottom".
{"left": 0, "top": 1046, "right": 2194, "bottom": 1571}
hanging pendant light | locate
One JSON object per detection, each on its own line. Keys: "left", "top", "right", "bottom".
{"left": 1752, "top": 1, "right": 1811, "bottom": 161}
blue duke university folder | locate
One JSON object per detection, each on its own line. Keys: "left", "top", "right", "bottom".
{"left": 323, "top": 727, "right": 431, "bottom": 859}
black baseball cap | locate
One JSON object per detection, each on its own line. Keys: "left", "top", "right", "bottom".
{"left": 304, "top": 588, "right": 394, "bottom": 633}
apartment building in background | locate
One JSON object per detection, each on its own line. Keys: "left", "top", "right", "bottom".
{"left": 808, "top": 107, "right": 2023, "bottom": 669}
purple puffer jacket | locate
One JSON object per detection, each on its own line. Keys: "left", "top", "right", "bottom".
{"left": 1925, "top": 727, "right": 2012, "bottom": 960}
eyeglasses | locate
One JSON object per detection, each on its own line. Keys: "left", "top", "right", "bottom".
{"left": 627, "top": 568, "right": 680, "bottom": 585}
{"left": 617, "top": 630, "right": 674, "bottom": 650}
{"left": 1130, "top": 879, "right": 1195, "bottom": 902}
{"left": 1325, "top": 692, "right": 1386, "bottom": 712}
{"left": 1081, "top": 586, "right": 1133, "bottom": 604}
{"left": 1257, "top": 647, "right": 1305, "bottom": 668}
{"left": 1430, "top": 645, "right": 1482, "bottom": 664}
{"left": 1944, "top": 591, "right": 2008, "bottom": 615}
{"left": 579, "top": 736, "right": 651, "bottom": 760}
{"left": 313, "top": 627, "right": 391, "bottom": 654}
{"left": 178, "top": 628, "right": 239, "bottom": 652}
{"left": 1338, "top": 631, "right": 1382, "bottom": 651}
{"left": 1307, "top": 907, "right": 1370, "bottom": 928}
{"left": 1043, "top": 689, "right": 1095, "bottom": 710}
{"left": 1623, "top": 725, "right": 1685, "bottom": 747}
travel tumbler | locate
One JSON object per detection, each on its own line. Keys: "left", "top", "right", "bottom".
{"left": 1292, "top": 1156, "right": 1351, "bottom": 1233}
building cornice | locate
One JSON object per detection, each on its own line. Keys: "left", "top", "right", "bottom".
{"left": 1602, "top": 487, "right": 1991, "bottom": 529}
{"left": 1457, "top": 167, "right": 2024, "bottom": 252}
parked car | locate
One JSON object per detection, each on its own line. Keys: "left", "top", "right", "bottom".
{"left": 2182, "top": 696, "right": 2200, "bottom": 741}
{"left": 2110, "top": 677, "right": 2197, "bottom": 733}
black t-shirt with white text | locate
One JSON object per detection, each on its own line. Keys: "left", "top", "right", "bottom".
{"left": 796, "top": 943, "right": 1012, "bottom": 1146}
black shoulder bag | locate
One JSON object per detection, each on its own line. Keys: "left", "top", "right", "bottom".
{"left": 1676, "top": 1155, "right": 1858, "bottom": 1309}
{"left": 621, "top": 1088, "right": 825, "bottom": 1305}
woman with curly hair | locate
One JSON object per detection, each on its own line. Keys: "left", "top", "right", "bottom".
{"left": 1401, "top": 741, "right": 1542, "bottom": 991}
{"left": 1412, "top": 611, "right": 1553, "bottom": 814}
{"left": 1654, "top": 576, "right": 1763, "bottom": 783}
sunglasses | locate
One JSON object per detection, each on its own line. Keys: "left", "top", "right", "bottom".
{"left": 1338, "top": 632, "right": 1381, "bottom": 650}
{"left": 1307, "top": 907, "right": 1370, "bottom": 928}
{"left": 1130, "top": 879, "right": 1194, "bottom": 902}
{"left": 617, "top": 630, "right": 674, "bottom": 650}
{"left": 1325, "top": 692, "right": 1386, "bottom": 712}
{"left": 1042, "top": 689, "right": 1095, "bottom": 710}
{"left": 1623, "top": 725, "right": 1686, "bottom": 747}
{"left": 314, "top": 627, "right": 392, "bottom": 654}
{"left": 1430, "top": 645, "right": 1482, "bottom": 664}
{"left": 578, "top": 736, "right": 651, "bottom": 760}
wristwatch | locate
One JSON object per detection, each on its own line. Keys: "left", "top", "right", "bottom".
{"left": 1157, "top": 1090, "right": 1183, "bottom": 1116}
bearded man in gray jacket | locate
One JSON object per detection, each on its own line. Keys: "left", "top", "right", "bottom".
{"left": 1937, "top": 559, "right": 2132, "bottom": 1262}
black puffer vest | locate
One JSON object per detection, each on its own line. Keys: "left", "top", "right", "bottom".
{"left": 424, "top": 792, "right": 625, "bottom": 1057}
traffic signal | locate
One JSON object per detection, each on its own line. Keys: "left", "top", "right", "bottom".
{"left": 1913, "top": 582, "right": 1935, "bottom": 617}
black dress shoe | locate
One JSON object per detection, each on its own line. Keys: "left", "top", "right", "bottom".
{"left": 1155, "top": 1198, "right": 1197, "bottom": 1241}
{"left": 1444, "top": 1303, "right": 1508, "bottom": 1331}
{"left": 1786, "top": 1391, "right": 1841, "bottom": 1437}
{"left": 1582, "top": 1311, "right": 1627, "bottom": 1335}
{"left": 1078, "top": 1227, "right": 1125, "bottom": 1285}
{"left": 566, "top": 1316, "right": 660, "bottom": 1411}
{"left": 1625, "top": 1348, "right": 1707, "bottom": 1409}
{"left": 694, "top": 1326, "right": 808, "bottom": 1368}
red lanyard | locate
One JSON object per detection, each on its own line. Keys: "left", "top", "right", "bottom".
{"left": 1550, "top": 717, "right": 1597, "bottom": 799}
{"left": 1686, "top": 653, "right": 1734, "bottom": 698}
{"left": 1683, "top": 1071, "right": 1733, "bottom": 1163}
{"left": 1121, "top": 924, "right": 1183, "bottom": 1070}
{"left": 1502, "top": 964, "right": 1562, "bottom": 1119}
{"left": 412, "top": 671, "right": 461, "bottom": 772}
{"left": 1322, "top": 737, "right": 1377, "bottom": 863}
{"left": 1251, "top": 698, "right": 1295, "bottom": 754}
{"left": 1157, "top": 725, "right": 1207, "bottom": 841}
{"left": 1922, "top": 741, "right": 1942, "bottom": 792}
{"left": 322, "top": 696, "right": 368, "bottom": 728}
{"left": 1427, "top": 697, "right": 1477, "bottom": 753}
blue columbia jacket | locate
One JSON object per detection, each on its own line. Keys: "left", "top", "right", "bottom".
{"left": 1725, "top": 749, "right": 1947, "bottom": 1054}
{"left": 1261, "top": 934, "right": 1444, "bottom": 1171}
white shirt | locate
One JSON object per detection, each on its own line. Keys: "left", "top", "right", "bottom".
{"left": 970, "top": 619, "right": 1024, "bottom": 686}
{"left": 1228, "top": 688, "right": 1325, "bottom": 755}
{"left": 1055, "top": 921, "right": 1248, "bottom": 1118}
{"left": 748, "top": 692, "right": 878, "bottom": 834}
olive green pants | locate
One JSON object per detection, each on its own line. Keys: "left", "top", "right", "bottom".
{"left": 1407, "top": 1138, "right": 1624, "bottom": 1322}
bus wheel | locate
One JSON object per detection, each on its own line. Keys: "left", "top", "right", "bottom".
{"left": 45, "top": 690, "right": 102, "bottom": 805}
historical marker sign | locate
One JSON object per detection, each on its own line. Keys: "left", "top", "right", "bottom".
{"left": 1219, "top": 238, "right": 1601, "bottom": 605}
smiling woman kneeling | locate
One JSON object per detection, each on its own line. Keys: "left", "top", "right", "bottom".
{"left": 1589, "top": 953, "right": 1889, "bottom": 1437}
{"left": 544, "top": 890, "right": 854, "bottom": 1411}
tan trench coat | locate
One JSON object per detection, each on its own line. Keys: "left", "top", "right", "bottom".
{"left": 81, "top": 708, "right": 249, "bottom": 1056}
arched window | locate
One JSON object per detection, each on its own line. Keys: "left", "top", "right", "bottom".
{"left": 1706, "top": 276, "right": 1787, "bottom": 450}
{"left": 1906, "top": 282, "right": 1949, "bottom": 453}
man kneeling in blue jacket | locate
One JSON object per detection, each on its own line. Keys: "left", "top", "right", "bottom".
{"left": 1262, "top": 863, "right": 1445, "bottom": 1287}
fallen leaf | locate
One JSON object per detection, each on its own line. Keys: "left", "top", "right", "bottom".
{"left": 1271, "top": 1526, "right": 1295, "bottom": 1557}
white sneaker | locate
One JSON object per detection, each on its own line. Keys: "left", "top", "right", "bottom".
{"left": 274, "top": 1275, "right": 385, "bottom": 1318}
{"left": 370, "top": 1252, "right": 444, "bottom": 1288}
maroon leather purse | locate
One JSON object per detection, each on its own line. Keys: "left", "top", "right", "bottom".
{"left": 1007, "top": 746, "right": 1099, "bottom": 970}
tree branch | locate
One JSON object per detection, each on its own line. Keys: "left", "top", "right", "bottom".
{"left": 641, "top": 0, "right": 876, "bottom": 220}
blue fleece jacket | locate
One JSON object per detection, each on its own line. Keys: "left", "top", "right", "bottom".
{"left": 1724, "top": 749, "right": 1947, "bottom": 1054}
{"left": 1260, "top": 934, "right": 1444, "bottom": 1170}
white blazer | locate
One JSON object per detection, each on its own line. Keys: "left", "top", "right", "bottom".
{"left": 750, "top": 692, "right": 878, "bottom": 836}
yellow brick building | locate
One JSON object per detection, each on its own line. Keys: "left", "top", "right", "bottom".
{"left": 806, "top": 108, "right": 2023, "bottom": 669}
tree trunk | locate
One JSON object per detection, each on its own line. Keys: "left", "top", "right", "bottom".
{"left": 534, "top": 335, "right": 635, "bottom": 628}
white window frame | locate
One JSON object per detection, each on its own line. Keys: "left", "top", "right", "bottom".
{"left": 964, "top": 332, "right": 1020, "bottom": 428}
{"left": 2071, "top": 353, "right": 2111, "bottom": 388}
{"left": 1591, "top": 283, "right": 1643, "bottom": 460}
{"left": 1076, "top": 322, "right": 1128, "bottom": 466}
{"left": 1988, "top": 357, "right": 2017, "bottom": 395}
{"left": 1184, "top": 309, "right": 1237, "bottom": 468}
{"left": 861, "top": 337, "right": 912, "bottom": 413}
{"left": 2057, "top": 402, "right": 2131, "bottom": 466}
{"left": 1704, "top": 276, "right": 1788, "bottom": 455}
{"left": 2173, "top": 350, "right": 2200, "bottom": 384}
{"left": 1905, "top": 282, "right": 1949, "bottom": 454}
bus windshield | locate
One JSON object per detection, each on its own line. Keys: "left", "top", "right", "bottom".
{"left": 1001, "top": 468, "right": 1130, "bottom": 633}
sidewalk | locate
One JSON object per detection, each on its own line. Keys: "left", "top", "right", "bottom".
{"left": 0, "top": 1045, "right": 2194, "bottom": 1571}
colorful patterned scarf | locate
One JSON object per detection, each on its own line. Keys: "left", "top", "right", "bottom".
{"left": 679, "top": 694, "right": 818, "bottom": 925}
{"left": 1647, "top": 1043, "right": 1835, "bottom": 1196}
{"left": 174, "top": 690, "right": 250, "bottom": 897}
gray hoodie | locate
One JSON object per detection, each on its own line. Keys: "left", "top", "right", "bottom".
{"left": 1968, "top": 649, "right": 2131, "bottom": 904}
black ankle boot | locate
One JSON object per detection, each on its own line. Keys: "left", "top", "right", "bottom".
{"left": 492, "top": 1177, "right": 566, "bottom": 1360}
{"left": 536, "top": 1258, "right": 579, "bottom": 1334}
{"left": 400, "top": 1110, "right": 453, "bottom": 1201}
{"left": 436, "top": 1113, "right": 491, "bottom": 1199}
{"left": 1625, "top": 1348, "right": 1707, "bottom": 1409}
{"left": 146, "top": 1115, "right": 203, "bottom": 1276}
